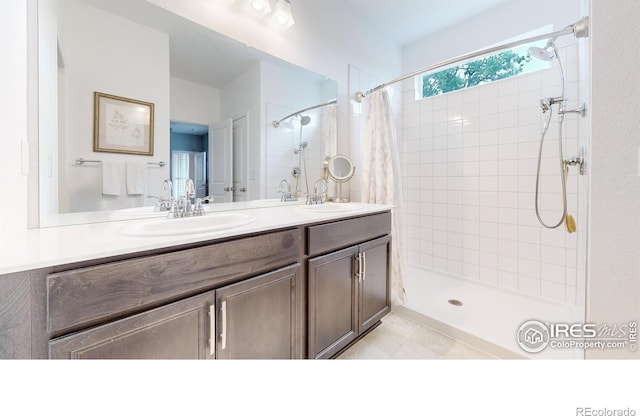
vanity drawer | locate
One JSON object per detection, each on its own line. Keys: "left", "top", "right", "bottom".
{"left": 306, "top": 211, "right": 391, "bottom": 257}
{"left": 47, "top": 229, "right": 300, "bottom": 335}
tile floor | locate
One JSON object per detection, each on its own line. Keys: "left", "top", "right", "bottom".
{"left": 337, "top": 312, "right": 496, "bottom": 359}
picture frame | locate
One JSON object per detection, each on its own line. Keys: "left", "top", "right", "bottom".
{"left": 93, "top": 92, "right": 154, "bottom": 156}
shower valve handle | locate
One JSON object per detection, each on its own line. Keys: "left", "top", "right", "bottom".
{"left": 540, "top": 96, "right": 565, "bottom": 113}
{"left": 564, "top": 147, "right": 586, "bottom": 175}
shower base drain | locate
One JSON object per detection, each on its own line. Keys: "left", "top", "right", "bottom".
{"left": 448, "top": 299, "right": 463, "bottom": 306}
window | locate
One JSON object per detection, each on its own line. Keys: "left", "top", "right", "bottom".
{"left": 416, "top": 32, "right": 550, "bottom": 99}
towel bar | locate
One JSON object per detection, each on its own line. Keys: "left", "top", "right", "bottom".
{"left": 75, "top": 158, "right": 166, "bottom": 167}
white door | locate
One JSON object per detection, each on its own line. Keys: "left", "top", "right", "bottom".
{"left": 209, "top": 118, "right": 233, "bottom": 203}
{"left": 194, "top": 151, "right": 206, "bottom": 199}
{"left": 171, "top": 150, "right": 206, "bottom": 199}
{"left": 232, "top": 115, "right": 248, "bottom": 202}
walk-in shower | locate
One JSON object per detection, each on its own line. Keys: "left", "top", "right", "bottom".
{"left": 353, "top": 15, "right": 590, "bottom": 358}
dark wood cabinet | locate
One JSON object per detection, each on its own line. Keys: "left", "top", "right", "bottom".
{"left": 215, "top": 264, "right": 302, "bottom": 359}
{"left": 359, "top": 235, "right": 391, "bottom": 334}
{"left": 308, "top": 234, "right": 391, "bottom": 359}
{"left": 49, "top": 264, "right": 303, "bottom": 359}
{"left": 308, "top": 246, "right": 359, "bottom": 359}
{"left": 49, "top": 290, "right": 217, "bottom": 359}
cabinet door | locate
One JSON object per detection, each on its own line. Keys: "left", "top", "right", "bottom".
{"left": 49, "top": 290, "right": 217, "bottom": 359}
{"left": 216, "top": 264, "right": 301, "bottom": 359}
{"left": 308, "top": 246, "right": 359, "bottom": 359}
{"left": 359, "top": 235, "right": 391, "bottom": 333}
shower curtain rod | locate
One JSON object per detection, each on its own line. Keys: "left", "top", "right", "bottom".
{"left": 355, "top": 17, "right": 589, "bottom": 102}
{"left": 272, "top": 99, "right": 338, "bottom": 127}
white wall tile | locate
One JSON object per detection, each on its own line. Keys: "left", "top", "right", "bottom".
{"left": 498, "top": 271, "right": 519, "bottom": 290}
{"left": 541, "top": 280, "right": 566, "bottom": 303}
{"left": 519, "top": 275, "right": 541, "bottom": 296}
{"left": 498, "top": 254, "right": 519, "bottom": 273}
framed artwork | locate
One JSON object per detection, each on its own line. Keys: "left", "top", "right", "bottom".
{"left": 93, "top": 92, "right": 154, "bottom": 155}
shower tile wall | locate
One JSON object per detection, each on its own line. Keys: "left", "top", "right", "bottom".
{"left": 400, "top": 40, "right": 586, "bottom": 305}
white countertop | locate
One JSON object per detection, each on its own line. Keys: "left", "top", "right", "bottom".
{"left": 0, "top": 202, "right": 392, "bottom": 275}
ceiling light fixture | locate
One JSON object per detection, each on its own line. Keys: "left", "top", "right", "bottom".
{"left": 272, "top": 0, "right": 294, "bottom": 31}
{"left": 250, "top": 0, "right": 271, "bottom": 17}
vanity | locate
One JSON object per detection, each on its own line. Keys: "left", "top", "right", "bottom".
{"left": 0, "top": 204, "right": 392, "bottom": 359}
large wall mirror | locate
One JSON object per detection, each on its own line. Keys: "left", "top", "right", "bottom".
{"left": 37, "top": 0, "right": 337, "bottom": 227}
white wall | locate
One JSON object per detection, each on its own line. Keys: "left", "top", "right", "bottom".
{"left": 53, "top": 0, "right": 170, "bottom": 214}
{"left": 0, "top": 0, "right": 29, "bottom": 244}
{"left": 170, "top": 77, "right": 221, "bottom": 126}
{"left": 587, "top": 0, "right": 640, "bottom": 359}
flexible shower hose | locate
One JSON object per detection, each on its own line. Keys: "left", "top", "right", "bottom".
{"left": 534, "top": 106, "right": 568, "bottom": 229}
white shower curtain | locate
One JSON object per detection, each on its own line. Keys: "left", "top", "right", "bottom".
{"left": 361, "top": 88, "right": 406, "bottom": 306}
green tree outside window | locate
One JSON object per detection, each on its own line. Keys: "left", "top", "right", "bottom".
{"left": 422, "top": 50, "right": 532, "bottom": 98}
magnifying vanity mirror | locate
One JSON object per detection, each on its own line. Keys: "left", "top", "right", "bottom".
{"left": 35, "top": 0, "right": 337, "bottom": 227}
{"left": 325, "top": 154, "right": 355, "bottom": 203}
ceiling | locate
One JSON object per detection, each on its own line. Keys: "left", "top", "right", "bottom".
{"left": 170, "top": 121, "right": 208, "bottom": 135}
{"left": 342, "top": 0, "right": 514, "bottom": 46}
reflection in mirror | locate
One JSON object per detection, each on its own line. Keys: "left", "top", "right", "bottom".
{"left": 326, "top": 154, "right": 355, "bottom": 203}
{"left": 37, "top": 0, "right": 337, "bottom": 227}
{"left": 328, "top": 154, "right": 356, "bottom": 182}
{"left": 267, "top": 99, "right": 337, "bottom": 199}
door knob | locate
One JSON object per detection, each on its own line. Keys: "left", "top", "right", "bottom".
{"left": 239, "top": 187, "right": 247, "bottom": 192}
{"left": 223, "top": 186, "right": 234, "bottom": 192}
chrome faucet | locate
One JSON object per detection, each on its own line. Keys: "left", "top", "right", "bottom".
{"left": 166, "top": 178, "right": 209, "bottom": 218}
{"left": 148, "top": 179, "right": 174, "bottom": 211}
{"left": 307, "top": 179, "right": 327, "bottom": 205}
{"left": 184, "top": 178, "right": 196, "bottom": 212}
{"left": 279, "top": 179, "right": 297, "bottom": 202}
{"left": 161, "top": 179, "right": 173, "bottom": 196}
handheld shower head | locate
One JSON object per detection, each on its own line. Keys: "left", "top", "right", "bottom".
{"left": 527, "top": 39, "right": 557, "bottom": 61}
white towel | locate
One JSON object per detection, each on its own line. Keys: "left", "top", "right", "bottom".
{"left": 126, "top": 161, "right": 147, "bottom": 195}
{"left": 102, "top": 160, "right": 124, "bottom": 196}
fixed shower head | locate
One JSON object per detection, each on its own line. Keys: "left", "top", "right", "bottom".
{"left": 527, "top": 39, "right": 557, "bottom": 61}
{"left": 299, "top": 115, "right": 311, "bottom": 126}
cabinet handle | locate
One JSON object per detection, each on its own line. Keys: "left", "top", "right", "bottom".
{"left": 357, "top": 252, "right": 362, "bottom": 282}
{"left": 208, "top": 304, "right": 215, "bottom": 356}
{"left": 221, "top": 300, "right": 227, "bottom": 350}
{"left": 362, "top": 251, "right": 366, "bottom": 281}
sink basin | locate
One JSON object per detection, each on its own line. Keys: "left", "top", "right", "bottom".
{"left": 297, "top": 203, "right": 363, "bottom": 213}
{"left": 120, "top": 212, "right": 256, "bottom": 237}
{"left": 247, "top": 198, "right": 302, "bottom": 208}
